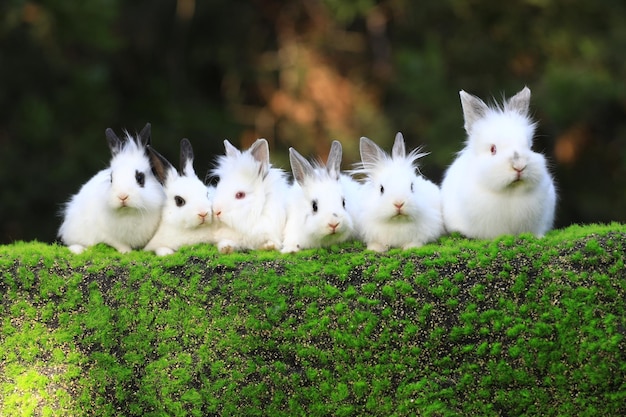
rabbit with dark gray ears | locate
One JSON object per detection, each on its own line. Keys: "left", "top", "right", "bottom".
{"left": 282, "top": 141, "right": 356, "bottom": 253}
{"left": 440, "top": 87, "right": 556, "bottom": 239}
{"left": 210, "top": 138, "right": 289, "bottom": 253}
{"left": 58, "top": 123, "right": 168, "bottom": 254}
{"left": 352, "top": 132, "right": 444, "bottom": 252}
{"left": 144, "top": 138, "right": 214, "bottom": 256}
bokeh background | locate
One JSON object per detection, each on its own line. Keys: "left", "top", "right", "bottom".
{"left": 1, "top": 0, "right": 625, "bottom": 244}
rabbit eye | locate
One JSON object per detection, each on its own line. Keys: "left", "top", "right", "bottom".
{"left": 110, "top": 172, "right": 113, "bottom": 183}
{"left": 235, "top": 191, "right": 246, "bottom": 200}
{"left": 312, "top": 200, "right": 318, "bottom": 213}
{"left": 174, "top": 196, "right": 186, "bottom": 207}
{"left": 342, "top": 198, "right": 346, "bottom": 208}
{"left": 135, "top": 170, "right": 145, "bottom": 187}
{"left": 380, "top": 185, "right": 385, "bottom": 195}
{"left": 490, "top": 145, "right": 497, "bottom": 155}
{"left": 410, "top": 182, "right": 414, "bottom": 193}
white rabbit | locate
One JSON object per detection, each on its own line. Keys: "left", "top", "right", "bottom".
{"left": 282, "top": 141, "right": 356, "bottom": 253}
{"left": 58, "top": 123, "right": 167, "bottom": 254}
{"left": 143, "top": 138, "right": 214, "bottom": 256}
{"left": 440, "top": 87, "right": 556, "bottom": 239}
{"left": 210, "top": 138, "right": 289, "bottom": 253}
{"left": 353, "top": 132, "right": 444, "bottom": 252}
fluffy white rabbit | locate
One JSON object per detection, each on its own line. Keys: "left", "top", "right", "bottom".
{"left": 282, "top": 141, "right": 356, "bottom": 253}
{"left": 58, "top": 123, "right": 167, "bottom": 254}
{"left": 210, "top": 138, "right": 289, "bottom": 253}
{"left": 143, "top": 138, "right": 214, "bottom": 256}
{"left": 440, "top": 87, "right": 556, "bottom": 239}
{"left": 353, "top": 132, "right": 444, "bottom": 252}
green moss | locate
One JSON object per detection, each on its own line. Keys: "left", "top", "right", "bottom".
{"left": 0, "top": 223, "right": 625, "bottom": 416}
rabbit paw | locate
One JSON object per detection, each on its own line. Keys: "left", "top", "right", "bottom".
{"left": 366, "top": 242, "right": 388, "bottom": 252}
{"left": 155, "top": 247, "right": 175, "bottom": 256}
{"left": 68, "top": 244, "right": 86, "bottom": 254}
{"left": 218, "top": 240, "right": 237, "bottom": 254}
{"left": 113, "top": 244, "right": 133, "bottom": 254}
{"left": 402, "top": 242, "right": 424, "bottom": 250}
{"left": 280, "top": 243, "right": 300, "bottom": 254}
{"left": 260, "top": 240, "right": 280, "bottom": 251}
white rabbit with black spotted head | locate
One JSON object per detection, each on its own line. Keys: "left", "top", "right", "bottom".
{"left": 282, "top": 141, "right": 356, "bottom": 253}
{"left": 440, "top": 87, "right": 556, "bottom": 239}
{"left": 58, "top": 123, "right": 167, "bottom": 254}
{"left": 144, "top": 138, "right": 214, "bottom": 256}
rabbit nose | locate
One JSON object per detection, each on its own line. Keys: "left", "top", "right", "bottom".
{"left": 198, "top": 211, "right": 209, "bottom": 224}
{"left": 512, "top": 152, "right": 526, "bottom": 166}
{"left": 118, "top": 193, "right": 129, "bottom": 202}
{"left": 513, "top": 162, "right": 527, "bottom": 174}
{"left": 394, "top": 201, "right": 404, "bottom": 209}
{"left": 329, "top": 222, "right": 339, "bottom": 232}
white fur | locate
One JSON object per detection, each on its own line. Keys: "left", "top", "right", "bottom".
{"left": 282, "top": 142, "right": 355, "bottom": 253}
{"left": 440, "top": 87, "right": 557, "bottom": 239}
{"left": 58, "top": 124, "right": 166, "bottom": 253}
{"left": 211, "top": 138, "right": 289, "bottom": 253}
{"left": 339, "top": 173, "right": 362, "bottom": 226}
{"left": 353, "top": 133, "right": 444, "bottom": 252}
{"left": 144, "top": 138, "right": 214, "bottom": 256}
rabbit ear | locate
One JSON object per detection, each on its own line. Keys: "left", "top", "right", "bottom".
{"left": 289, "top": 147, "right": 314, "bottom": 186}
{"left": 138, "top": 123, "right": 152, "bottom": 147}
{"left": 326, "top": 140, "right": 343, "bottom": 179}
{"left": 360, "top": 136, "right": 386, "bottom": 166}
{"left": 249, "top": 138, "right": 270, "bottom": 178}
{"left": 392, "top": 132, "right": 406, "bottom": 159}
{"left": 179, "top": 138, "right": 195, "bottom": 177}
{"left": 506, "top": 86, "right": 531, "bottom": 116}
{"left": 223, "top": 139, "right": 240, "bottom": 157}
{"left": 105, "top": 128, "right": 124, "bottom": 156}
{"left": 460, "top": 90, "right": 489, "bottom": 134}
{"left": 147, "top": 145, "right": 172, "bottom": 185}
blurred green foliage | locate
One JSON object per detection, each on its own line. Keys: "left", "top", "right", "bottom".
{"left": 1, "top": 0, "right": 625, "bottom": 243}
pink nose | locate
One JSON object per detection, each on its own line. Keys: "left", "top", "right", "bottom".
{"left": 329, "top": 222, "right": 339, "bottom": 232}
{"left": 199, "top": 211, "right": 208, "bottom": 218}
{"left": 394, "top": 201, "right": 404, "bottom": 209}
{"left": 118, "top": 193, "right": 129, "bottom": 202}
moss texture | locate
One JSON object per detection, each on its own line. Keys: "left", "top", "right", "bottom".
{"left": 1, "top": 223, "right": 625, "bottom": 416}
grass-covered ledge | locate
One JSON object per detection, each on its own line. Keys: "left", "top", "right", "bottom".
{"left": 1, "top": 223, "right": 625, "bottom": 416}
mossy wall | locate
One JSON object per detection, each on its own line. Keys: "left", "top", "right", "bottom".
{"left": 1, "top": 224, "right": 625, "bottom": 416}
